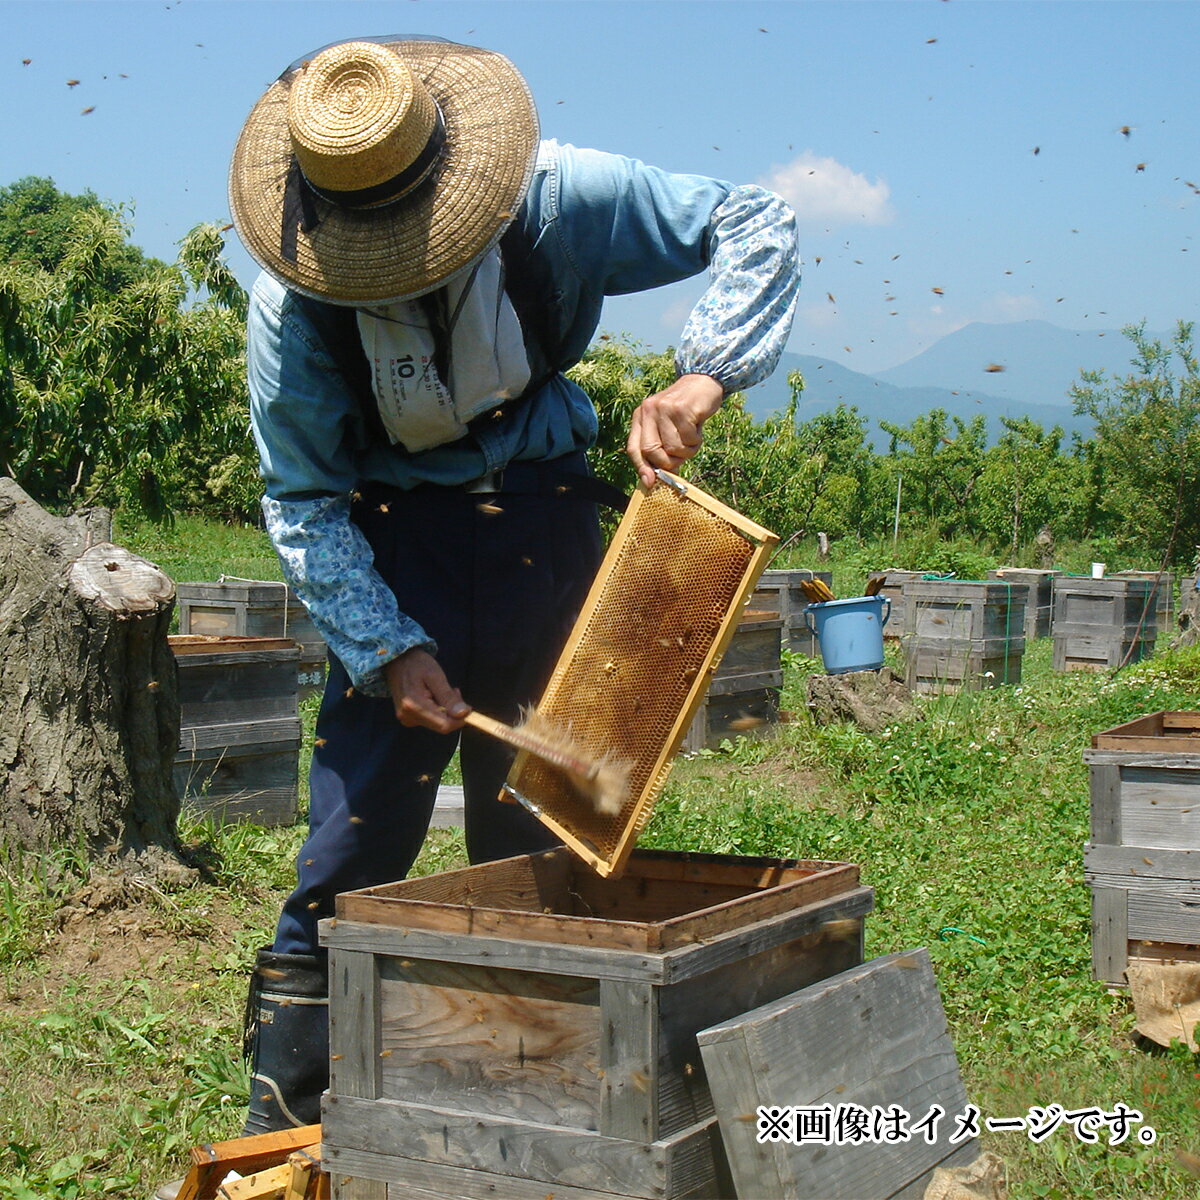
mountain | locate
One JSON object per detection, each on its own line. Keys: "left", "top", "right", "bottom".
{"left": 873, "top": 319, "right": 1149, "bottom": 409}
{"left": 743, "top": 349, "right": 1093, "bottom": 450}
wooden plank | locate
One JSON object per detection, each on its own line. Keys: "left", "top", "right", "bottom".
{"left": 171, "top": 635, "right": 298, "bottom": 656}
{"left": 1088, "top": 764, "right": 1123, "bottom": 844}
{"left": 1118, "top": 767, "right": 1200, "bottom": 849}
{"left": 178, "top": 718, "right": 302, "bottom": 752}
{"left": 337, "top": 852, "right": 858, "bottom": 955}
{"left": 696, "top": 948, "right": 974, "bottom": 1200}
{"left": 1091, "top": 711, "right": 1200, "bottom": 753}
{"left": 330, "top": 1177, "right": 384, "bottom": 1200}
{"left": 322, "top": 887, "right": 872, "bottom": 988}
{"left": 600, "top": 979, "right": 659, "bottom": 1140}
{"left": 283, "top": 1145, "right": 324, "bottom": 1200}
{"left": 1090, "top": 886, "right": 1129, "bottom": 984}
{"left": 218, "top": 1165, "right": 290, "bottom": 1199}
{"left": 1085, "top": 843, "right": 1200, "bottom": 884}
{"left": 376, "top": 957, "right": 601, "bottom": 1128}
{"left": 704, "top": 668, "right": 782, "bottom": 697}
{"left": 322, "top": 1095, "right": 715, "bottom": 1198}
{"left": 328, "top": 948, "right": 381, "bottom": 1099}
{"left": 428, "top": 784, "right": 464, "bottom": 829}
{"left": 320, "top": 918, "right": 669, "bottom": 982}
{"left": 178, "top": 1127, "right": 322, "bottom": 1200}
{"left": 1130, "top": 940, "right": 1200, "bottom": 967}
{"left": 660, "top": 886, "right": 874, "bottom": 984}
{"left": 656, "top": 924, "right": 863, "bottom": 1137}
{"left": 887, "top": 1141, "right": 982, "bottom": 1200}
{"left": 1127, "top": 891, "right": 1200, "bottom": 945}
{"left": 1163, "top": 713, "right": 1200, "bottom": 732}
{"left": 324, "top": 1143, "right": 707, "bottom": 1199}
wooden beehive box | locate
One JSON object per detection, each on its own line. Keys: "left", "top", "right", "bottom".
{"left": 901, "top": 580, "right": 1027, "bottom": 694}
{"left": 864, "top": 570, "right": 925, "bottom": 639}
{"left": 177, "top": 580, "right": 327, "bottom": 698}
{"left": 682, "top": 608, "right": 783, "bottom": 752}
{"left": 987, "top": 567, "right": 1059, "bottom": 639}
{"left": 171, "top": 635, "right": 302, "bottom": 826}
{"left": 1112, "top": 570, "right": 1175, "bottom": 627}
{"left": 752, "top": 568, "right": 834, "bottom": 655}
{"left": 1084, "top": 712, "right": 1200, "bottom": 984}
{"left": 1051, "top": 576, "right": 1157, "bottom": 670}
{"left": 320, "top": 848, "right": 873, "bottom": 1200}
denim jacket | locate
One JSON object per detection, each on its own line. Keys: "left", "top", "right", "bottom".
{"left": 248, "top": 140, "right": 800, "bottom": 694}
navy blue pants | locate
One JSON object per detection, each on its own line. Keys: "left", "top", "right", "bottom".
{"left": 274, "top": 461, "right": 603, "bottom": 956}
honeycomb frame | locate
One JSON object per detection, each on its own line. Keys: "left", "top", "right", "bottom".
{"left": 502, "top": 470, "right": 778, "bottom": 877}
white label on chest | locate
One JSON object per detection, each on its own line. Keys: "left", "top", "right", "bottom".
{"left": 356, "top": 251, "right": 531, "bottom": 453}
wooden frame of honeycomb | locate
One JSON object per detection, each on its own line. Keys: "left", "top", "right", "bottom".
{"left": 502, "top": 470, "right": 778, "bottom": 877}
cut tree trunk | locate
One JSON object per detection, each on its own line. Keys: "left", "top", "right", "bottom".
{"left": 806, "top": 666, "right": 922, "bottom": 733}
{"left": 0, "top": 478, "right": 185, "bottom": 867}
{"left": 1173, "top": 566, "right": 1200, "bottom": 650}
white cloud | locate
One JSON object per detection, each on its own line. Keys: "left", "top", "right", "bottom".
{"left": 759, "top": 152, "right": 894, "bottom": 227}
{"left": 987, "top": 293, "right": 1042, "bottom": 321}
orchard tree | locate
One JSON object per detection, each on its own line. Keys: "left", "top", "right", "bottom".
{"left": 879, "top": 409, "right": 988, "bottom": 537}
{"left": 974, "top": 417, "right": 1084, "bottom": 558}
{"left": 1071, "top": 322, "right": 1200, "bottom": 565}
{"left": 0, "top": 181, "right": 254, "bottom": 523}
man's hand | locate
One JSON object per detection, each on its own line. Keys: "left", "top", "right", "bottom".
{"left": 383, "top": 647, "right": 469, "bottom": 733}
{"left": 626, "top": 373, "right": 724, "bottom": 489}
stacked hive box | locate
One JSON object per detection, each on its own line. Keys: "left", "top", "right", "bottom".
{"left": 320, "top": 848, "right": 873, "bottom": 1200}
{"left": 1112, "top": 570, "right": 1175, "bottom": 631}
{"left": 177, "top": 580, "right": 327, "bottom": 698}
{"left": 172, "top": 635, "right": 302, "bottom": 826}
{"left": 751, "top": 568, "right": 835, "bottom": 656}
{"left": 682, "top": 608, "right": 783, "bottom": 751}
{"left": 864, "top": 569, "right": 925, "bottom": 639}
{"left": 986, "top": 567, "right": 1059, "bottom": 640}
{"left": 1083, "top": 712, "right": 1200, "bottom": 985}
{"left": 901, "top": 579, "right": 1027, "bottom": 694}
{"left": 1051, "top": 576, "right": 1157, "bottom": 670}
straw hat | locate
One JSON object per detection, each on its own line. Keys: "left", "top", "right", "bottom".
{"left": 229, "top": 36, "right": 539, "bottom": 305}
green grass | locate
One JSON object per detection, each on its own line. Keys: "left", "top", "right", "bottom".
{"left": 1, "top": 514, "right": 1197, "bottom": 1196}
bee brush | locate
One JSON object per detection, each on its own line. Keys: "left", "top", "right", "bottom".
{"left": 462, "top": 709, "right": 630, "bottom": 817}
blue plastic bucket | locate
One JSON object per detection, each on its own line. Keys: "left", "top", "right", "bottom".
{"left": 804, "top": 595, "right": 891, "bottom": 675}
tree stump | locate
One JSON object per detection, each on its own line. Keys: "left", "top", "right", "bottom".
{"left": 806, "top": 666, "right": 922, "bottom": 733}
{"left": 0, "top": 478, "right": 185, "bottom": 868}
{"left": 1172, "top": 568, "right": 1200, "bottom": 650}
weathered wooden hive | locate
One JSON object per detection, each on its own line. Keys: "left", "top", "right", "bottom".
{"left": 682, "top": 607, "right": 783, "bottom": 752}
{"left": 1111, "top": 570, "right": 1175, "bottom": 630}
{"left": 864, "top": 569, "right": 925, "bottom": 639}
{"left": 1051, "top": 576, "right": 1157, "bottom": 671}
{"left": 176, "top": 579, "right": 327, "bottom": 698}
{"left": 901, "top": 578, "right": 1027, "bottom": 694}
{"left": 1083, "top": 712, "right": 1200, "bottom": 985}
{"left": 321, "top": 848, "right": 872, "bottom": 1200}
{"left": 986, "top": 567, "right": 1059, "bottom": 640}
{"left": 751, "top": 568, "right": 835, "bottom": 655}
{"left": 171, "top": 634, "right": 301, "bottom": 826}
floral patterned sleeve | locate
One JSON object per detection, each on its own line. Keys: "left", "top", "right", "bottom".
{"left": 673, "top": 185, "right": 800, "bottom": 393}
{"left": 263, "top": 493, "right": 435, "bottom": 696}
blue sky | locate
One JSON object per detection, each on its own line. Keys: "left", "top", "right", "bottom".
{"left": 4, "top": 0, "right": 1198, "bottom": 374}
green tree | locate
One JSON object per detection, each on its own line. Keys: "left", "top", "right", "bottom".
{"left": 879, "top": 409, "right": 988, "bottom": 538}
{"left": 1070, "top": 322, "right": 1200, "bottom": 565}
{"left": 0, "top": 175, "right": 162, "bottom": 290}
{"left": 0, "top": 197, "right": 253, "bottom": 523}
{"left": 974, "top": 417, "right": 1086, "bottom": 558}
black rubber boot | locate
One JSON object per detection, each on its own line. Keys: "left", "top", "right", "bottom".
{"left": 241, "top": 947, "right": 329, "bottom": 1135}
